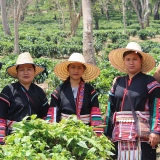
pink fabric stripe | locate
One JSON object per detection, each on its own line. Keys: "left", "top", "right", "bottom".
{"left": 0, "top": 97, "right": 10, "bottom": 106}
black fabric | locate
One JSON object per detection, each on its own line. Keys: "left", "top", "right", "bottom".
{"left": 50, "top": 79, "right": 99, "bottom": 122}
{"left": 105, "top": 72, "right": 160, "bottom": 159}
{"left": 0, "top": 82, "right": 49, "bottom": 121}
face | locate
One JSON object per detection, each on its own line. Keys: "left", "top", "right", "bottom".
{"left": 123, "top": 52, "right": 142, "bottom": 75}
{"left": 68, "top": 62, "right": 85, "bottom": 81}
{"left": 17, "top": 64, "right": 35, "bottom": 85}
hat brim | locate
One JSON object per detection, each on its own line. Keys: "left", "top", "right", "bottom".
{"left": 109, "top": 48, "right": 155, "bottom": 73}
{"left": 54, "top": 61, "right": 100, "bottom": 82}
{"left": 7, "top": 63, "right": 44, "bottom": 78}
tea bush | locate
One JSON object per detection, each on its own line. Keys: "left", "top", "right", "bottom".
{"left": 0, "top": 115, "right": 114, "bottom": 160}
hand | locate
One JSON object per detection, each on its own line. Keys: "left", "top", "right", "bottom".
{"left": 149, "top": 133, "right": 160, "bottom": 147}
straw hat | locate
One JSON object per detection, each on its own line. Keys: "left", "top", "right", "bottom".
{"left": 54, "top": 52, "right": 100, "bottom": 82}
{"left": 108, "top": 42, "right": 155, "bottom": 73}
{"left": 7, "top": 52, "right": 44, "bottom": 78}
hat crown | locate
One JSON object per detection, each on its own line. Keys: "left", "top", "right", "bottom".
{"left": 68, "top": 53, "right": 86, "bottom": 63}
{"left": 126, "top": 42, "right": 142, "bottom": 52}
{"left": 16, "top": 52, "right": 34, "bottom": 65}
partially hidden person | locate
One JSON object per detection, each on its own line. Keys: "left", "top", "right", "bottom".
{"left": 0, "top": 62, "right": 2, "bottom": 70}
{"left": 47, "top": 52, "right": 104, "bottom": 136}
{"left": 105, "top": 42, "right": 160, "bottom": 160}
{"left": 153, "top": 64, "right": 160, "bottom": 83}
{"left": 0, "top": 52, "right": 49, "bottom": 144}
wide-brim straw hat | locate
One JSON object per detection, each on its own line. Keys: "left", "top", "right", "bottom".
{"left": 7, "top": 52, "right": 44, "bottom": 78}
{"left": 108, "top": 42, "right": 155, "bottom": 73}
{"left": 54, "top": 52, "right": 100, "bottom": 82}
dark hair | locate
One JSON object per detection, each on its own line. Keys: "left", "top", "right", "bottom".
{"left": 16, "top": 64, "right": 36, "bottom": 71}
{"left": 123, "top": 51, "right": 143, "bottom": 59}
{"left": 66, "top": 76, "right": 85, "bottom": 82}
{"left": 67, "top": 63, "right": 86, "bottom": 70}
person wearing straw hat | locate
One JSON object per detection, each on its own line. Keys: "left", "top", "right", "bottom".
{"left": 47, "top": 52, "right": 104, "bottom": 136}
{"left": 105, "top": 42, "right": 160, "bottom": 160}
{"left": 0, "top": 52, "right": 49, "bottom": 144}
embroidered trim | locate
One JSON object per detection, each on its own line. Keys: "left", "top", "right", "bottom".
{"left": 51, "top": 93, "right": 58, "bottom": 100}
{"left": 76, "top": 81, "right": 85, "bottom": 119}
{"left": 0, "top": 97, "right": 10, "bottom": 106}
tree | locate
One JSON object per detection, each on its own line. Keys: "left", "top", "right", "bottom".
{"left": 122, "top": 0, "right": 126, "bottom": 33}
{"left": 130, "top": 0, "right": 150, "bottom": 29}
{"left": 82, "top": 0, "right": 96, "bottom": 65}
{"left": 13, "top": 0, "right": 32, "bottom": 54}
{"left": 100, "top": 0, "right": 109, "bottom": 20}
{"left": 19, "top": 0, "right": 32, "bottom": 22}
{"left": 0, "top": 0, "right": 12, "bottom": 36}
{"left": 153, "top": 0, "right": 160, "bottom": 20}
{"left": 13, "top": 0, "right": 21, "bottom": 54}
{"left": 68, "top": 0, "right": 82, "bottom": 36}
{"left": 92, "top": 0, "right": 102, "bottom": 30}
{"left": 55, "top": 0, "right": 66, "bottom": 29}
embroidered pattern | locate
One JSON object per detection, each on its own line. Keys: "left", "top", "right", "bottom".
{"left": 76, "top": 82, "right": 85, "bottom": 119}
{"left": 0, "top": 118, "right": 6, "bottom": 144}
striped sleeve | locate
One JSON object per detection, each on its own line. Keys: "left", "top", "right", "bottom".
{"left": 0, "top": 118, "right": 6, "bottom": 145}
{"left": 147, "top": 80, "right": 160, "bottom": 134}
{"left": 46, "top": 107, "right": 57, "bottom": 123}
{"left": 47, "top": 86, "right": 61, "bottom": 122}
{"left": 90, "top": 107, "right": 104, "bottom": 136}
{"left": 0, "top": 86, "right": 11, "bottom": 144}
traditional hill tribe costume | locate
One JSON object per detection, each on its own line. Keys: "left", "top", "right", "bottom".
{"left": 47, "top": 53, "right": 104, "bottom": 136}
{"left": 0, "top": 52, "right": 49, "bottom": 144}
{"left": 105, "top": 42, "right": 160, "bottom": 160}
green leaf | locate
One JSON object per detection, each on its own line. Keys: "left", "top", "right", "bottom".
{"left": 77, "top": 141, "right": 88, "bottom": 149}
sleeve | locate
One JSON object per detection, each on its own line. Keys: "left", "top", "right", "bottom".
{"left": 46, "top": 86, "right": 61, "bottom": 123}
{"left": 147, "top": 77, "right": 160, "bottom": 134}
{"left": 0, "top": 86, "right": 11, "bottom": 144}
{"left": 104, "top": 77, "right": 119, "bottom": 138}
{"left": 88, "top": 84, "right": 104, "bottom": 136}
{"left": 39, "top": 89, "right": 49, "bottom": 120}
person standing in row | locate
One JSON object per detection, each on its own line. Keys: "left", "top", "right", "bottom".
{"left": 47, "top": 52, "right": 104, "bottom": 136}
{"left": 105, "top": 42, "right": 160, "bottom": 160}
{"left": 0, "top": 52, "right": 49, "bottom": 144}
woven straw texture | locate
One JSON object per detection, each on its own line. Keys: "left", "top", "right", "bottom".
{"left": 7, "top": 52, "right": 44, "bottom": 78}
{"left": 108, "top": 42, "right": 155, "bottom": 73}
{"left": 54, "top": 53, "right": 100, "bottom": 82}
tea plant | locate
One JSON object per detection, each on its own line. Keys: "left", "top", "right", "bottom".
{"left": 0, "top": 115, "right": 114, "bottom": 160}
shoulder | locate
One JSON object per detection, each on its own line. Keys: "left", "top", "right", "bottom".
{"left": 143, "top": 74, "right": 157, "bottom": 84}
{"left": 110, "top": 76, "right": 124, "bottom": 94}
{"left": 85, "top": 82, "right": 95, "bottom": 90}
{"left": 142, "top": 74, "right": 160, "bottom": 91}
{"left": 1, "top": 82, "right": 18, "bottom": 93}
{"left": 112, "top": 76, "right": 124, "bottom": 86}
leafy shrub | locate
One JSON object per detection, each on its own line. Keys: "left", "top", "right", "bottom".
{"left": 0, "top": 115, "right": 114, "bottom": 160}
{"left": 126, "top": 29, "right": 137, "bottom": 37}
{"left": 140, "top": 41, "right": 160, "bottom": 53}
{"left": 138, "top": 30, "right": 148, "bottom": 40}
